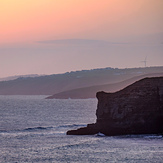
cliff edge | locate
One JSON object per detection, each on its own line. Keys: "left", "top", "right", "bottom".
{"left": 67, "top": 77, "right": 163, "bottom": 136}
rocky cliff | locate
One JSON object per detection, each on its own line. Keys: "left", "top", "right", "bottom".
{"left": 67, "top": 77, "right": 163, "bottom": 136}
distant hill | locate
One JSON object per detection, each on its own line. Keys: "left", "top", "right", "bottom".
{"left": 46, "top": 72, "right": 163, "bottom": 99}
{"left": 0, "top": 74, "right": 40, "bottom": 82}
{"left": 0, "top": 67, "right": 163, "bottom": 95}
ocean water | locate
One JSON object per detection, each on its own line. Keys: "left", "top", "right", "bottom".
{"left": 0, "top": 96, "right": 163, "bottom": 163}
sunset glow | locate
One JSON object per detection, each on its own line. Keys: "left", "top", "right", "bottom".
{"left": 1, "top": 0, "right": 162, "bottom": 44}
{"left": 0, "top": 0, "right": 162, "bottom": 77}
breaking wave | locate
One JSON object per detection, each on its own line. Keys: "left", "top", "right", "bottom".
{"left": 115, "top": 134, "right": 163, "bottom": 139}
{"left": 58, "top": 124, "right": 86, "bottom": 128}
{"left": 0, "top": 124, "right": 86, "bottom": 134}
{"left": 23, "top": 126, "right": 53, "bottom": 131}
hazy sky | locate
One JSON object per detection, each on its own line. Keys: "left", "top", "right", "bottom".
{"left": 0, "top": 0, "right": 163, "bottom": 78}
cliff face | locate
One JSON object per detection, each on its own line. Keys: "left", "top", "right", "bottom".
{"left": 96, "top": 77, "right": 163, "bottom": 135}
{"left": 67, "top": 77, "right": 163, "bottom": 136}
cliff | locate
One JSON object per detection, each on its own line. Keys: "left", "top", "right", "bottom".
{"left": 67, "top": 77, "right": 163, "bottom": 136}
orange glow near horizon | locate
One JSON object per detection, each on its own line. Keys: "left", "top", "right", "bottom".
{"left": 1, "top": 0, "right": 162, "bottom": 45}
{"left": 0, "top": 0, "right": 162, "bottom": 78}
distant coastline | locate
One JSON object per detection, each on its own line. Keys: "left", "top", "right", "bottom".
{"left": 0, "top": 67, "right": 163, "bottom": 98}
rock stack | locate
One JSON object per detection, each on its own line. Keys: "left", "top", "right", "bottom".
{"left": 67, "top": 77, "right": 163, "bottom": 136}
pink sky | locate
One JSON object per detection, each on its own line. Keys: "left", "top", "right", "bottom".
{"left": 0, "top": 0, "right": 163, "bottom": 78}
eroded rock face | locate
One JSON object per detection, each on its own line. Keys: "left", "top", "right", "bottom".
{"left": 67, "top": 77, "right": 163, "bottom": 136}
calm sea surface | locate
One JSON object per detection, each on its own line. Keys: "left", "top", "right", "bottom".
{"left": 0, "top": 95, "right": 163, "bottom": 163}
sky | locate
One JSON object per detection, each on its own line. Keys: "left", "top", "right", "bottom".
{"left": 0, "top": 0, "right": 163, "bottom": 78}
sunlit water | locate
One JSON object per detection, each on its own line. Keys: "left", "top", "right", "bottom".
{"left": 0, "top": 96, "right": 163, "bottom": 163}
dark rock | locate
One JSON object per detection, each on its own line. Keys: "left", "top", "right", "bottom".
{"left": 67, "top": 77, "right": 163, "bottom": 136}
{"left": 67, "top": 124, "right": 99, "bottom": 135}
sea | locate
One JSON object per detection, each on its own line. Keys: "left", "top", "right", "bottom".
{"left": 0, "top": 95, "right": 163, "bottom": 163}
